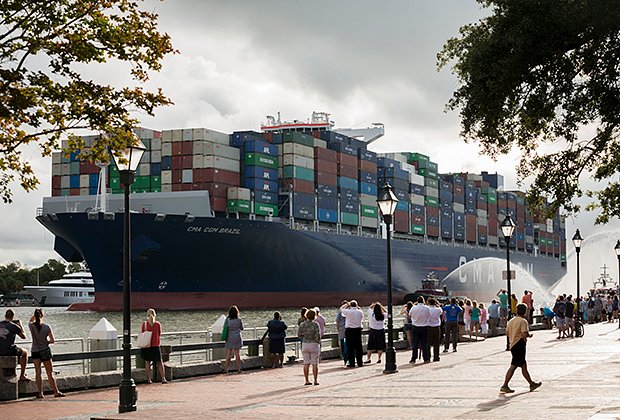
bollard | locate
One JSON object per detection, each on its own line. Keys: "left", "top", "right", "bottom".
{"left": 262, "top": 338, "right": 271, "bottom": 368}
{"left": 89, "top": 318, "right": 118, "bottom": 372}
{"left": 0, "top": 356, "right": 18, "bottom": 401}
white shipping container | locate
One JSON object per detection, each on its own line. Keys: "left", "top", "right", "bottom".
{"left": 192, "top": 140, "right": 205, "bottom": 155}
{"left": 360, "top": 193, "right": 376, "bottom": 207}
{"left": 52, "top": 152, "right": 62, "bottom": 165}
{"left": 138, "top": 163, "right": 150, "bottom": 176}
{"left": 61, "top": 175, "right": 70, "bottom": 188}
{"left": 282, "top": 142, "right": 314, "bottom": 158}
{"left": 361, "top": 216, "right": 378, "bottom": 228}
{"left": 410, "top": 194, "right": 425, "bottom": 206}
{"left": 477, "top": 209, "right": 488, "bottom": 218}
{"left": 535, "top": 223, "right": 547, "bottom": 233}
{"left": 161, "top": 184, "right": 172, "bottom": 192}
{"left": 204, "top": 143, "right": 240, "bottom": 160}
{"left": 79, "top": 187, "right": 90, "bottom": 196}
{"left": 425, "top": 187, "right": 439, "bottom": 198}
{"left": 182, "top": 169, "right": 193, "bottom": 183}
{"left": 51, "top": 163, "right": 62, "bottom": 177}
{"left": 546, "top": 219, "right": 553, "bottom": 232}
{"left": 282, "top": 154, "right": 314, "bottom": 169}
{"left": 61, "top": 163, "right": 71, "bottom": 176}
{"left": 204, "top": 156, "right": 240, "bottom": 172}
{"left": 466, "top": 173, "right": 483, "bottom": 181}
{"left": 192, "top": 155, "right": 204, "bottom": 168}
{"left": 161, "top": 143, "right": 172, "bottom": 156}
{"left": 477, "top": 216, "right": 488, "bottom": 226}
{"left": 488, "top": 235, "right": 499, "bottom": 245}
{"left": 183, "top": 129, "right": 193, "bottom": 140}
{"left": 410, "top": 173, "right": 424, "bottom": 185}
{"left": 401, "top": 162, "right": 416, "bottom": 175}
{"left": 172, "top": 129, "right": 184, "bottom": 142}
{"left": 79, "top": 174, "right": 89, "bottom": 188}
{"left": 382, "top": 152, "right": 408, "bottom": 164}
{"left": 151, "top": 150, "right": 162, "bottom": 163}
{"left": 314, "top": 138, "right": 327, "bottom": 149}
{"left": 161, "top": 170, "right": 172, "bottom": 184}
{"left": 227, "top": 187, "right": 251, "bottom": 201}
{"left": 192, "top": 128, "right": 229, "bottom": 145}
{"left": 162, "top": 130, "right": 173, "bottom": 142}
{"left": 61, "top": 139, "right": 69, "bottom": 149}
{"left": 453, "top": 202, "right": 465, "bottom": 213}
{"left": 151, "top": 138, "right": 162, "bottom": 150}
{"left": 141, "top": 151, "right": 151, "bottom": 164}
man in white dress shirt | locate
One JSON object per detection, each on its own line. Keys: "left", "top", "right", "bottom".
{"left": 427, "top": 298, "right": 443, "bottom": 362}
{"left": 409, "top": 296, "right": 430, "bottom": 363}
{"left": 340, "top": 300, "right": 364, "bottom": 367}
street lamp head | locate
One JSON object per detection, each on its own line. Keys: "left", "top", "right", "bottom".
{"left": 614, "top": 239, "right": 620, "bottom": 257}
{"left": 572, "top": 229, "right": 583, "bottom": 252}
{"left": 377, "top": 183, "right": 399, "bottom": 220}
{"left": 500, "top": 215, "right": 516, "bottom": 239}
{"left": 113, "top": 134, "right": 146, "bottom": 173}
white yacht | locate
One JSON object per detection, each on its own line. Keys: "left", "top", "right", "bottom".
{"left": 24, "top": 272, "right": 94, "bottom": 307}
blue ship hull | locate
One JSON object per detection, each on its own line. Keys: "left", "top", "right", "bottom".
{"left": 36, "top": 211, "right": 566, "bottom": 311}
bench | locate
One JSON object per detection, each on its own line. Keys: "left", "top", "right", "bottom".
{"left": 0, "top": 356, "right": 18, "bottom": 401}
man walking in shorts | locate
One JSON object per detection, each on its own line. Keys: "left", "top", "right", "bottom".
{"left": 500, "top": 303, "right": 542, "bottom": 393}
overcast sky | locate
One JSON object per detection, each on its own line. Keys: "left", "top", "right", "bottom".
{"left": 2, "top": 0, "right": 619, "bottom": 286}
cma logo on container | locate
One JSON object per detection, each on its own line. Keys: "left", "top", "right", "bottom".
{"left": 457, "top": 256, "right": 533, "bottom": 284}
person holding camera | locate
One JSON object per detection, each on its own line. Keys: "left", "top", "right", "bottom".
{"left": 0, "top": 309, "right": 30, "bottom": 382}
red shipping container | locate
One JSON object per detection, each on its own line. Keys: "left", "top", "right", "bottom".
{"left": 478, "top": 225, "right": 487, "bottom": 235}
{"left": 315, "top": 159, "right": 338, "bottom": 174}
{"left": 52, "top": 176, "right": 61, "bottom": 189}
{"left": 193, "top": 168, "right": 205, "bottom": 182}
{"left": 309, "top": 130, "right": 322, "bottom": 139}
{"left": 210, "top": 196, "right": 227, "bottom": 212}
{"left": 426, "top": 225, "right": 439, "bottom": 237}
{"left": 172, "top": 143, "right": 183, "bottom": 156}
{"left": 426, "top": 206, "right": 440, "bottom": 217}
{"left": 261, "top": 132, "right": 273, "bottom": 143}
{"left": 338, "top": 164, "right": 357, "bottom": 179}
{"left": 411, "top": 214, "right": 424, "bottom": 225}
{"left": 488, "top": 218, "right": 498, "bottom": 231}
{"left": 182, "top": 141, "right": 193, "bottom": 155}
{"left": 182, "top": 155, "right": 193, "bottom": 169}
{"left": 394, "top": 210, "right": 409, "bottom": 233}
{"left": 204, "top": 168, "right": 239, "bottom": 185}
{"left": 172, "top": 183, "right": 182, "bottom": 191}
{"left": 314, "top": 147, "right": 337, "bottom": 162}
{"left": 172, "top": 156, "right": 183, "bottom": 169}
{"left": 205, "top": 183, "right": 230, "bottom": 198}
{"left": 279, "top": 178, "right": 314, "bottom": 194}
{"left": 70, "top": 188, "right": 80, "bottom": 196}
{"left": 181, "top": 184, "right": 192, "bottom": 191}
{"left": 337, "top": 152, "right": 357, "bottom": 167}
{"left": 79, "top": 161, "right": 98, "bottom": 174}
{"left": 517, "top": 240, "right": 525, "bottom": 250}
{"left": 171, "top": 169, "right": 182, "bottom": 183}
{"left": 192, "top": 182, "right": 206, "bottom": 190}
{"left": 316, "top": 171, "right": 337, "bottom": 185}
{"left": 358, "top": 160, "right": 377, "bottom": 173}
{"left": 453, "top": 184, "right": 464, "bottom": 195}
{"left": 52, "top": 188, "right": 60, "bottom": 196}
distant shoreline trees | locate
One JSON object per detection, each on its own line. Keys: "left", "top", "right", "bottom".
{"left": 0, "top": 259, "right": 85, "bottom": 295}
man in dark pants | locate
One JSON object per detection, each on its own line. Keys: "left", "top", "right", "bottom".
{"left": 340, "top": 300, "right": 364, "bottom": 367}
{"left": 409, "top": 296, "right": 430, "bottom": 363}
{"left": 500, "top": 303, "right": 542, "bottom": 393}
{"left": 442, "top": 298, "right": 462, "bottom": 352}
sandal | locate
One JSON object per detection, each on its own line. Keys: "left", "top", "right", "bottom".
{"left": 36, "top": 394, "right": 44, "bottom": 399}
{"left": 54, "top": 392, "right": 65, "bottom": 398}
{"left": 304, "top": 382, "right": 312, "bottom": 386}
{"left": 161, "top": 379, "right": 168, "bottom": 384}
{"left": 313, "top": 382, "right": 319, "bottom": 386}
{"left": 19, "top": 376, "right": 32, "bottom": 382}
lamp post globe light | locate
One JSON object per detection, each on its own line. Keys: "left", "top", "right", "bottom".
{"left": 113, "top": 136, "right": 146, "bottom": 413}
{"left": 377, "top": 183, "right": 399, "bottom": 374}
{"left": 572, "top": 230, "right": 583, "bottom": 320}
{"left": 500, "top": 215, "right": 516, "bottom": 351}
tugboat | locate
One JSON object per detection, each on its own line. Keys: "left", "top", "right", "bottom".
{"left": 401, "top": 271, "right": 451, "bottom": 304}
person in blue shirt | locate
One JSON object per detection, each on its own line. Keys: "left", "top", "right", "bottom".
{"left": 442, "top": 298, "right": 462, "bottom": 352}
{"left": 541, "top": 306, "right": 555, "bottom": 329}
{"left": 488, "top": 299, "right": 500, "bottom": 337}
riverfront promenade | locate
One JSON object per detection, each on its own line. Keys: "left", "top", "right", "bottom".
{"left": 3, "top": 321, "right": 620, "bottom": 420}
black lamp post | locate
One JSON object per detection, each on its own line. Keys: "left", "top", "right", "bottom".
{"left": 500, "top": 215, "right": 516, "bottom": 351}
{"left": 114, "top": 137, "right": 145, "bottom": 413}
{"left": 572, "top": 230, "right": 583, "bottom": 320}
{"left": 377, "top": 183, "right": 399, "bottom": 374}
{"left": 615, "top": 240, "right": 620, "bottom": 328}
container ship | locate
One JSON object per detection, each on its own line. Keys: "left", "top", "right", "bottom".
{"left": 36, "top": 113, "right": 567, "bottom": 311}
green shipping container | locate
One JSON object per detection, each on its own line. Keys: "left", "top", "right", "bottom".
{"left": 60, "top": 188, "right": 70, "bottom": 196}
{"left": 109, "top": 177, "right": 120, "bottom": 190}
{"left": 486, "top": 194, "right": 497, "bottom": 204}
{"left": 255, "top": 203, "right": 279, "bottom": 217}
{"left": 109, "top": 163, "right": 120, "bottom": 177}
{"left": 150, "top": 175, "right": 161, "bottom": 188}
{"left": 425, "top": 196, "right": 440, "bottom": 207}
{"left": 424, "top": 178, "right": 439, "bottom": 189}
{"left": 341, "top": 212, "right": 359, "bottom": 226}
{"left": 227, "top": 199, "right": 251, "bottom": 213}
{"left": 405, "top": 152, "right": 429, "bottom": 163}
{"left": 245, "top": 152, "right": 278, "bottom": 169}
{"left": 282, "top": 131, "right": 315, "bottom": 147}
{"left": 361, "top": 205, "right": 378, "bottom": 218}
{"left": 111, "top": 189, "right": 123, "bottom": 194}
{"left": 427, "top": 161, "right": 438, "bottom": 172}
{"left": 418, "top": 168, "right": 438, "bottom": 179}
{"left": 411, "top": 224, "right": 425, "bottom": 235}
{"left": 282, "top": 165, "right": 314, "bottom": 182}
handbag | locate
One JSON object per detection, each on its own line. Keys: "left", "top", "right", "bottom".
{"left": 137, "top": 322, "right": 153, "bottom": 348}
{"left": 220, "top": 318, "right": 229, "bottom": 341}
{"left": 40, "top": 347, "right": 52, "bottom": 360}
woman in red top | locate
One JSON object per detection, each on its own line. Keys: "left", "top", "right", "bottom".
{"left": 141, "top": 308, "right": 167, "bottom": 384}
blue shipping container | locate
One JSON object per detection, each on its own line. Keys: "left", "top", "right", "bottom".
{"left": 89, "top": 173, "right": 99, "bottom": 187}
{"left": 150, "top": 162, "right": 161, "bottom": 176}
{"left": 338, "top": 176, "right": 358, "bottom": 191}
{"left": 292, "top": 192, "right": 315, "bottom": 206}
{"left": 161, "top": 156, "right": 172, "bottom": 170}
{"left": 410, "top": 183, "right": 424, "bottom": 195}
{"left": 89, "top": 186, "right": 98, "bottom": 195}
{"left": 244, "top": 139, "right": 278, "bottom": 156}
{"left": 376, "top": 157, "right": 401, "bottom": 170}
{"left": 70, "top": 175, "right": 80, "bottom": 188}
{"left": 281, "top": 204, "right": 315, "bottom": 220}
{"left": 230, "top": 131, "right": 263, "bottom": 147}
{"left": 317, "top": 208, "right": 338, "bottom": 223}
{"left": 245, "top": 166, "right": 278, "bottom": 181}
{"left": 358, "top": 170, "right": 376, "bottom": 185}
{"left": 327, "top": 140, "right": 358, "bottom": 156}
{"left": 442, "top": 227, "right": 453, "bottom": 239}
{"left": 358, "top": 182, "right": 377, "bottom": 196}
{"left": 340, "top": 200, "right": 360, "bottom": 213}
{"left": 377, "top": 167, "right": 409, "bottom": 181}
{"left": 396, "top": 200, "right": 410, "bottom": 212}
{"left": 411, "top": 204, "right": 425, "bottom": 215}
{"left": 244, "top": 178, "right": 278, "bottom": 193}
{"left": 318, "top": 196, "right": 338, "bottom": 209}
{"left": 317, "top": 184, "right": 337, "bottom": 197}
{"left": 340, "top": 188, "right": 359, "bottom": 201}
{"left": 358, "top": 149, "right": 377, "bottom": 162}
{"left": 255, "top": 191, "right": 278, "bottom": 205}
